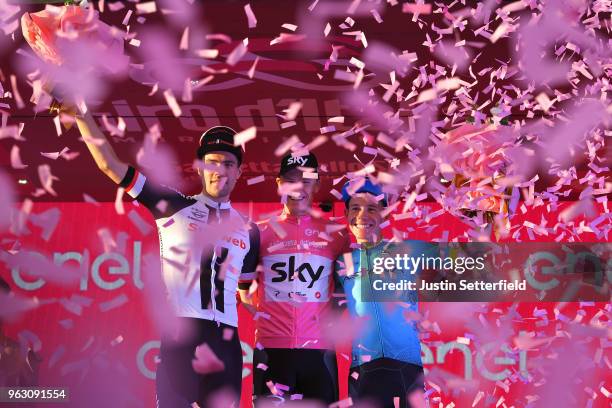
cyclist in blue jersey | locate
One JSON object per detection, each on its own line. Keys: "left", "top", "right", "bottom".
{"left": 336, "top": 179, "right": 430, "bottom": 408}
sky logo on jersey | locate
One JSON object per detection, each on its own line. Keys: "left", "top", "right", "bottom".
{"left": 270, "top": 256, "right": 324, "bottom": 289}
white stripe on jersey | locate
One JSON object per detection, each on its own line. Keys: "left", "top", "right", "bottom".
{"left": 126, "top": 171, "right": 147, "bottom": 198}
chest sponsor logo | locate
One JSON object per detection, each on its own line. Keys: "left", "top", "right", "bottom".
{"left": 270, "top": 256, "right": 325, "bottom": 289}
{"left": 221, "top": 235, "right": 246, "bottom": 249}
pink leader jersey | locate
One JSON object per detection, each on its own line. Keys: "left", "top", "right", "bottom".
{"left": 239, "top": 212, "right": 350, "bottom": 349}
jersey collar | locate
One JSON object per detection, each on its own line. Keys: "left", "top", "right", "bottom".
{"left": 197, "top": 193, "right": 232, "bottom": 210}
{"left": 361, "top": 238, "right": 386, "bottom": 250}
{"left": 279, "top": 210, "right": 312, "bottom": 224}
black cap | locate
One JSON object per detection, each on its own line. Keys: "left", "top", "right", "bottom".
{"left": 197, "top": 126, "right": 243, "bottom": 164}
{"left": 279, "top": 152, "right": 318, "bottom": 177}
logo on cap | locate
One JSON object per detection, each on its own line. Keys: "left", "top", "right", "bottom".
{"left": 286, "top": 156, "right": 308, "bottom": 166}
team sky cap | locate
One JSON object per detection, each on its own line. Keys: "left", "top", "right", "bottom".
{"left": 279, "top": 152, "right": 318, "bottom": 177}
{"left": 341, "top": 179, "right": 388, "bottom": 207}
{"left": 197, "top": 126, "right": 243, "bottom": 164}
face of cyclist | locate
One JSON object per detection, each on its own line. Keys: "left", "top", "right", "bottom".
{"left": 346, "top": 193, "right": 384, "bottom": 244}
{"left": 276, "top": 168, "right": 319, "bottom": 216}
{"left": 199, "top": 151, "right": 241, "bottom": 202}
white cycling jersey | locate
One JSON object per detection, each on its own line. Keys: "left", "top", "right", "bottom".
{"left": 119, "top": 166, "right": 259, "bottom": 327}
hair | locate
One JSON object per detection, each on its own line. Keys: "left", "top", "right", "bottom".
{"left": 344, "top": 194, "right": 386, "bottom": 209}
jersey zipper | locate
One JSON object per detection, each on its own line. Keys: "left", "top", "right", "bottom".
{"left": 293, "top": 216, "right": 299, "bottom": 347}
{"left": 366, "top": 247, "right": 385, "bottom": 359}
{"left": 210, "top": 202, "right": 222, "bottom": 322}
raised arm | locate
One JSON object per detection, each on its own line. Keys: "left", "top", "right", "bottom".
{"left": 75, "top": 111, "right": 128, "bottom": 184}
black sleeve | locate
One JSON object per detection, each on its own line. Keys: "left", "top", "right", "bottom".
{"left": 332, "top": 257, "right": 347, "bottom": 309}
{"left": 119, "top": 166, "right": 193, "bottom": 219}
{"left": 238, "top": 221, "right": 260, "bottom": 290}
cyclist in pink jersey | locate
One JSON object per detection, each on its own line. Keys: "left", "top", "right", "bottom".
{"left": 239, "top": 152, "right": 350, "bottom": 405}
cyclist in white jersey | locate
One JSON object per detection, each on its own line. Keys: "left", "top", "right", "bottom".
{"left": 71, "top": 110, "right": 259, "bottom": 407}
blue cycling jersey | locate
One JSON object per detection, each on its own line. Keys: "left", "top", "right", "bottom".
{"left": 335, "top": 240, "right": 434, "bottom": 368}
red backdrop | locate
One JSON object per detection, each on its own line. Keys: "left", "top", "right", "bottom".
{"left": 1, "top": 200, "right": 609, "bottom": 407}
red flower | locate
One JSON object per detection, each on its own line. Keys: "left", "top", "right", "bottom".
{"left": 441, "top": 123, "right": 511, "bottom": 214}
{"left": 21, "top": 5, "right": 124, "bottom": 73}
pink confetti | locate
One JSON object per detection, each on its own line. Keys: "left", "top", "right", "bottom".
{"left": 244, "top": 4, "right": 258, "bottom": 28}
{"left": 28, "top": 207, "right": 60, "bottom": 241}
{"left": 10, "top": 145, "right": 28, "bottom": 169}
{"left": 97, "top": 228, "right": 117, "bottom": 253}
{"left": 101, "top": 115, "right": 126, "bottom": 137}
{"left": 52, "top": 115, "right": 62, "bottom": 136}
{"left": 283, "top": 102, "right": 303, "bottom": 120}
{"left": 137, "top": 28, "right": 190, "bottom": 91}
{"left": 274, "top": 135, "right": 301, "bottom": 157}
{"left": 192, "top": 343, "right": 225, "bottom": 374}
{"left": 37, "top": 164, "right": 58, "bottom": 196}
{"left": 110, "top": 335, "right": 124, "bottom": 347}
{"left": 48, "top": 345, "right": 66, "bottom": 368}
{"left": 40, "top": 147, "right": 69, "bottom": 160}
{"left": 270, "top": 33, "right": 305, "bottom": 46}
{"left": 163, "top": 89, "right": 182, "bottom": 117}
{"left": 99, "top": 293, "right": 129, "bottom": 312}
{"left": 490, "top": 22, "right": 515, "bottom": 44}
{"left": 247, "top": 56, "right": 259, "bottom": 79}
{"left": 121, "top": 9, "right": 132, "bottom": 26}
{"left": 136, "top": 2, "right": 157, "bottom": 15}
{"left": 195, "top": 49, "right": 219, "bottom": 59}
{"left": 179, "top": 26, "right": 189, "bottom": 50}
{"left": 10, "top": 74, "right": 24, "bottom": 109}
{"left": 0, "top": 125, "right": 24, "bottom": 141}
{"left": 222, "top": 328, "right": 235, "bottom": 341}
{"left": 281, "top": 23, "right": 297, "bottom": 31}
{"left": 128, "top": 209, "right": 153, "bottom": 236}
{"left": 324, "top": 23, "right": 331, "bottom": 37}
{"left": 18, "top": 330, "right": 42, "bottom": 353}
{"left": 206, "top": 33, "right": 232, "bottom": 43}
{"left": 0, "top": 172, "right": 15, "bottom": 231}
{"left": 136, "top": 124, "right": 181, "bottom": 187}
{"left": 247, "top": 175, "right": 265, "bottom": 185}
{"left": 0, "top": 291, "right": 39, "bottom": 321}
{"left": 182, "top": 77, "right": 193, "bottom": 103}
{"left": 434, "top": 40, "right": 473, "bottom": 72}
{"left": 233, "top": 126, "right": 257, "bottom": 147}
{"left": 559, "top": 199, "right": 596, "bottom": 223}
{"left": 0, "top": 249, "right": 83, "bottom": 286}
{"left": 107, "top": 2, "right": 125, "bottom": 11}
{"left": 402, "top": 3, "right": 432, "bottom": 14}
{"left": 226, "top": 40, "right": 248, "bottom": 66}
{"left": 114, "top": 187, "right": 125, "bottom": 215}
{"left": 544, "top": 100, "right": 606, "bottom": 166}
